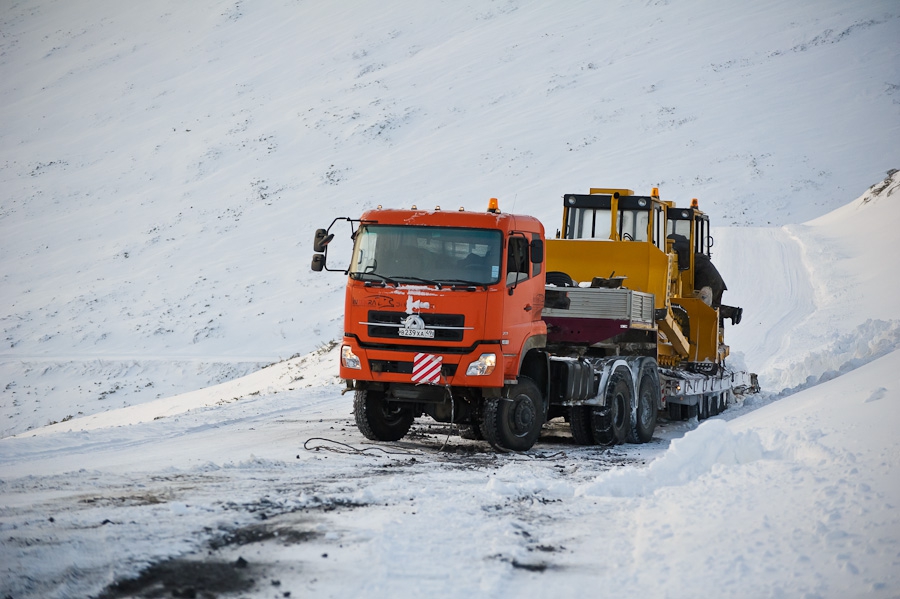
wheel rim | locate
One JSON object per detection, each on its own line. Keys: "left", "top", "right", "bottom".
{"left": 639, "top": 381, "right": 655, "bottom": 429}
{"left": 380, "top": 404, "right": 406, "bottom": 425}
{"left": 508, "top": 394, "right": 536, "bottom": 437}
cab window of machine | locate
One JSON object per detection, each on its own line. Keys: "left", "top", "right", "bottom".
{"left": 695, "top": 218, "right": 708, "bottom": 254}
{"left": 653, "top": 206, "right": 666, "bottom": 250}
{"left": 619, "top": 209, "right": 650, "bottom": 242}
{"left": 506, "top": 236, "right": 529, "bottom": 285}
{"left": 531, "top": 233, "right": 542, "bottom": 277}
{"left": 566, "top": 208, "right": 612, "bottom": 240}
{"left": 350, "top": 227, "right": 379, "bottom": 273}
{"left": 667, "top": 218, "right": 692, "bottom": 240}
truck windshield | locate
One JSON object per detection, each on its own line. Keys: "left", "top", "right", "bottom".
{"left": 349, "top": 225, "right": 503, "bottom": 286}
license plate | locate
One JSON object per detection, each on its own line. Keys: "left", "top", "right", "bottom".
{"left": 399, "top": 328, "right": 435, "bottom": 338}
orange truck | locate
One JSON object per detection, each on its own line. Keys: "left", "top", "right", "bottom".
{"left": 312, "top": 190, "right": 753, "bottom": 451}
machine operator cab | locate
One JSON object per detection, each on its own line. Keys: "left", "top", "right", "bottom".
{"left": 562, "top": 188, "right": 667, "bottom": 247}
{"left": 550, "top": 188, "right": 670, "bottom": 308}
{"left": 666, "top": 200, "right": 742, "bottom": 325}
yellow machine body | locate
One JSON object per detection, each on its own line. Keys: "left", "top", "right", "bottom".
{"left": 545, "top": 187, "right": 726, "bottom": 367}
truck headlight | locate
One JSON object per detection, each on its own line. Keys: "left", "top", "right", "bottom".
{"left": 341, "top": 345, "right": 361, "bottom": 369}
{"left": 466, "top": 353, "right": 496, "bottom": 376}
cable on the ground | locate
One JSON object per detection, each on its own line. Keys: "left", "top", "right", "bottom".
{"left": 303, "top": 437, "right": 422, "bottom": 456}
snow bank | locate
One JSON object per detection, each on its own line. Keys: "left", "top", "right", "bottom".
{"left": 11, "top": 343, "right": 340, "bottom": 438}
{"left": 576, "top": 419, "right": 766, "bottom": 497}
{"left": 763, "top": 318, "right": 900, "bottom": 396}
{"left": 719, "top": 169, "right": 900, "bottom": 391}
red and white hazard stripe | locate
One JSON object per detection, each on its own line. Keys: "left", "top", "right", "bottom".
{"left": 412, "top": 353, "right": 442, "bottom": 384}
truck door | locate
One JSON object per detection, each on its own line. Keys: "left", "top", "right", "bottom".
{"left": 501, "top": 232, "right": 545, "bottom": 380}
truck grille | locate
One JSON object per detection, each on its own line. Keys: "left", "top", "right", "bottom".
{"left": 367, "top": 311, "right": 466, "bottom": 342}
{"left": 369, "top": 360, "right": 459, "bottom": 377}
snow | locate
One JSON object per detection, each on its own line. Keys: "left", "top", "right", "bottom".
{"left": 1, "top": 0, "right": 899, "bottom": 597}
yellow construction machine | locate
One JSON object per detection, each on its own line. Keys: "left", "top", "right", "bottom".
{"left": 543, "top": 187, "right": 750, "bottom": 434}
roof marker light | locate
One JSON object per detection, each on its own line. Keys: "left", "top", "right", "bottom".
{"left": 487, "top": 198, "right": 500, "bottom": 213}
{"left": 652, "top": 187, "right": 660, "bottom": 198}
{"left": 411, "top": 204, "right": 418, "bottom": 210}
{"left": 691, "top": 198, "right": 699, "bottom": 208}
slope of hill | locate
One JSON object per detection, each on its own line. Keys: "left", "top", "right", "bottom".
{"left": 2, "top": 0, "right": 899, "bottom": 436}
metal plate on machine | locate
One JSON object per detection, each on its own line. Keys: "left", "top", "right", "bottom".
{"left": 543, "top": 286, "right": 655, "bottom": 324}
{"left": 398, "top": 328, "right": 435, "bottom": 338}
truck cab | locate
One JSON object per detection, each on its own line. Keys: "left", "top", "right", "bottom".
{"left": 312, "top": 200, "right": 550, "bottom": 451}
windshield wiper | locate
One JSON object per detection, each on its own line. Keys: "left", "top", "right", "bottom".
{"left": 391, "top": 276, "right": 443, "bottom": 289}
{"left": 352, "top": 271, "right": 399, "bottom": 287}
{"left": 436, "top": 279, "right": 490, "bottom": 290}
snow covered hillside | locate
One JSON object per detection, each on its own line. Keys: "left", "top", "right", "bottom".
{"left": 0, "top": 173, "right": 898, "bottom": 598}
{"left": 1, "top": 1, "right": 899, "bottom": 597}
{"left": 2, "top": 0, "right": 899, "bottom": 436}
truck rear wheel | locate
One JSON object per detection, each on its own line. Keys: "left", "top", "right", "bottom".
{"left": 593, "top": 368, "right": 630, "bottom": 445}
{"left": 632, "top": 360, "right": 659, "bottom": 443}
{"left": 354, "top": 388, "right": 414, "bottom": 442}
{"left": 482, "top": 378, "right": 543, "bottom": 451}
{"left": 569, "top": 406, "right": 595, "bottom": 445}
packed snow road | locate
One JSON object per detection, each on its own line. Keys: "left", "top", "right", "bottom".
{"left": 0, "top": 381, "right": 667, "bottom": 599}
{"left": 3, "top": 356, "right": 897, "bottom": 599}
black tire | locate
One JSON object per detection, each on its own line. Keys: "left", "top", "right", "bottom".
{"left": 481, "top": 378, "right": 543, "bottom": 451}
{"left": 546, "top": 271, "right": 576, "bottom": 287}
{"left": 709, "top": 393, "right": 720, "bottom": 417}
{"left": 595, "top": 368, "right": 630, "bottom": 445}
{"left": 667, "top": 402, "right": 684, "bottom": 421}
{"left": 590, "top": 405, "right": 616, "bottom": 446}
{"left": 569, "top": 406, "right": 595, "bottom": 445}
{"left": 699, "top": 394, "right": 710, "bottom": 420}
{"left": 353, "top": 388, "right": 414, "bottom": 442}
{"left": 632, "top": 360, "right": 659, "bottom": 443}
{"left": 685, "top": 403, "right": 699, "bottom": 420}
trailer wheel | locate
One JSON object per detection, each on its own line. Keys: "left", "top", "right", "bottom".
{"left": 667, "top": 402, "right": 684, "bottom": 421}
{"left": 569, "top": 406, "right": 595, "bottom": 445}
{"left": 699, "top": 394, "right": 710, "bottom": 420}
{"left": 482, "top": 378, "right": 543, "bottom": 451}
{"left": 354, "top": 389, "right": 414, "bottom": 442}
{"left": 632, "top": 361, "right": 660, "bottom": 443}
{"left": 685, "top": 403, "right": 699, "bottom": 420}
{"left": 595, "top": 368, "right": 630, "bottom": 445}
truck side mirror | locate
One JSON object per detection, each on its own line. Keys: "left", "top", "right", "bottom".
{"left": 530, "top": 239, "right": 544, "bottom": 263}
{"left": 311, "top": 253, "right": 325, "bottom": 271}
{"left": 314, "top": 229, "right": 334, "bottom": 253}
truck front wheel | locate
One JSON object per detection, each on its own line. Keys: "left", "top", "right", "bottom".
{"left": 354, "top": 388, "right": 414, "bottom": 442}
{"left": 481, "top": 378, "right": 543, "bottom": 451}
